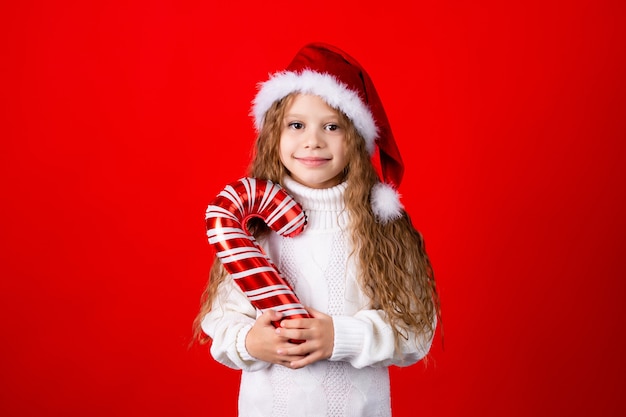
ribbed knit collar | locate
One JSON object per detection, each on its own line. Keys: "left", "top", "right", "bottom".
{"left": 283, "top": 176, "right": 349, "bottom": 230}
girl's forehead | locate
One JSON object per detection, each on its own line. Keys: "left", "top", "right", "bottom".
{"left": 285, "top": 93, "right": 341, "bottom": 116}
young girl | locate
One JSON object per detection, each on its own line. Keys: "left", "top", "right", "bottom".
{"left": 194, "top": 43, "right": 440, "bottom": 417}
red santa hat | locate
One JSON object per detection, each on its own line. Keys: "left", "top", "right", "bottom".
{"left": 252, "top": 43, "right": 404, "bottom": 223}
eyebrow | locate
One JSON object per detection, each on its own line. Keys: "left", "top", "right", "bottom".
{"left": 283, "top": 113, "right": 340, "bottom": 120}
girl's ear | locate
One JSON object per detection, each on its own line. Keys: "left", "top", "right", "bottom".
{"left": 371, "top": 182, "right": 404, "bottom": 224}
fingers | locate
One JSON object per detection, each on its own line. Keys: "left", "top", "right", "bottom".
{"left": 276, "top": 319, "right": 330, "bottom": 343}
{"left": 258, "top": 309, "right": 283, "bottom": 326}
{"left": 277, "top": 349, "right": 323, "bottom": 370}
{"left": 275, "top": 325, "right": 305, "bottom": 340}
{"left": 247, "top": 308, "right": 336, "bottom": 368}
{"left": 246, "top": 310, "right": 287, "bottom": 362}
{"left": 278, "top": 307, "right": 331, "bottom": 329}
{"left": 288, "top": 354, "right": 318, "bottom": 370}
{"left": 271, "top": 307, "right": 335, "bottom": 369}
{"left": 276, "top": 342, "right": 309, "bottom": 357}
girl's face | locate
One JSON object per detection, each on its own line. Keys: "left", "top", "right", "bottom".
{"left": 279, "top": 94, "right": 348, "bottom": 189}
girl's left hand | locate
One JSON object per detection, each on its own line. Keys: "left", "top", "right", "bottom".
{"left": 275, "top": 307, "right": 334, "bottom": 369}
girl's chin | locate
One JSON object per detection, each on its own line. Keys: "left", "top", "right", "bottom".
{"left": 288, "top": 174, "right": 342, "bottom": 189}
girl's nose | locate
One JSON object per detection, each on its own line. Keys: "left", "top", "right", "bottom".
{"left": 304, "top": 128, "right": 323, "bottom": 148}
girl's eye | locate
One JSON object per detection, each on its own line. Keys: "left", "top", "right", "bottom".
{"left": 325, "top": 123, "right": 340, "bottom": 131}
{"left": 288, "top": 122, "right": 304, "bottom": 130}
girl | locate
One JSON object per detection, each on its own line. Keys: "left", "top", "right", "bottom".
{"left": 194, "top": 43, "right": 440, "bottom": 417}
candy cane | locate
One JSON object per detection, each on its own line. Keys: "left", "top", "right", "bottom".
{"left": 205, "top": 177, "right": 312, "bottom": 327}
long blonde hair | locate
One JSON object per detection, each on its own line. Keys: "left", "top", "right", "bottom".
{"left": 193, "top": 95, "right": 440, "bottom": 351}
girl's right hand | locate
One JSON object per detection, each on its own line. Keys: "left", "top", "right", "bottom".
{"left": 245, "top": 310, "right": 306, "bottom": 368}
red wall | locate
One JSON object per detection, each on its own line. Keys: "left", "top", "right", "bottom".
{"left": 2, "top": 1, "right": 625, "bottom": 416}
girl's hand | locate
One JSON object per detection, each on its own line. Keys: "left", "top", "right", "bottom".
{"left": 274, "top": 307, "right": 335, "bottom": 369}
{"left": 245, "top": 310, "right": 307, "bottom": 368}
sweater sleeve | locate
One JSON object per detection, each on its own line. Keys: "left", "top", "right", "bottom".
{"left": 329, "top": 308, "right": 436, "bottom": 369}
{"left": 200, "top": 275, "right": 271, "bottom": 372}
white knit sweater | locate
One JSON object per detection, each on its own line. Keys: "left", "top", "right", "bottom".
{"left": 201, "top": 176, "right": 433, "bottom": 417}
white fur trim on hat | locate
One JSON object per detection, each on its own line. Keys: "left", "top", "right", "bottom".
{"left": 371, "top": 182, "right": 404, "bottom": 223}
{"left": 252, "top": 70, "right": 378, "bottom": 154}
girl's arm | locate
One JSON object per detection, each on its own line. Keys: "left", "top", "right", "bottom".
{"left": 278, "top": 307, "right": 435, "bottom": 369}
{"left": 200, "top": 275, "right": 271, "bottom": 372}
{"left": 329, "top": 309, "right": 435, "bottom": 368}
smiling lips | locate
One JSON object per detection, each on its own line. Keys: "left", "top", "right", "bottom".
{"left": 294, "top": 156, "right": 331, "bottom": 167}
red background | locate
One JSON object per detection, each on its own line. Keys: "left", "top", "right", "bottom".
{"left": 2, "top": 1, "right": 625, "bottom": 416}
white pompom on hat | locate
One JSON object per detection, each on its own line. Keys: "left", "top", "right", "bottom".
{"left": 252, "top": 43, "right": 405, "bottom": 223}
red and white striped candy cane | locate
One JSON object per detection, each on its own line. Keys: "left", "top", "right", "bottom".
{"left": 205, "top": 177, "right": 312, "bottom": 326}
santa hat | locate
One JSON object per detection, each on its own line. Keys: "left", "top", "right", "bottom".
{"left": 252, "top": 43, "right": 404, "bottom": 223}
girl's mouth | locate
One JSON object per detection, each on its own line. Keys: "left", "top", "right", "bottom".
{"left": 295, "top": 157, "right": 330, "bottom": 167}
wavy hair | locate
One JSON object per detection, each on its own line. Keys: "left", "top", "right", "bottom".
{"left": 193, "top": 94, "right": 440, "bottom": 352}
